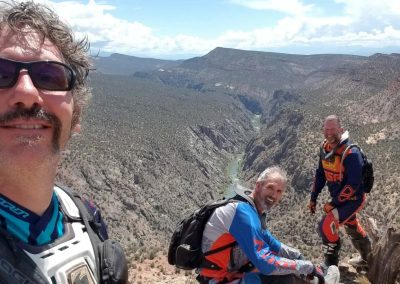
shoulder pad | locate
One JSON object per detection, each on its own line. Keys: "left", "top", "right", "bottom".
{"left": 54, "top": 186, "right": 80, "bottom": 218}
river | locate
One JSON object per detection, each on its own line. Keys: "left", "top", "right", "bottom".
{"left": 224, "top": 114, "right": 261, "bottom": 198}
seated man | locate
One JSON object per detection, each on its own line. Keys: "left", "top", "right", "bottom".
{"left": 199, "top": 166, "right": 326, "bottom": 284}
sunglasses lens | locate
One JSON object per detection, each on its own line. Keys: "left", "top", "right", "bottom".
{"left": 0, "top": 58, "right": 18, "bottom": 88}
{"left": 30, "top": 62, "right": 73, "bottom": 91}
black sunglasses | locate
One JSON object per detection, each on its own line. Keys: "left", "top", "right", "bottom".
{"left": 0, "top": 57, "right": 76, "bottom": 91}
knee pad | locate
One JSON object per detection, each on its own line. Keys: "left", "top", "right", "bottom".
{"left": 319, "top": 211, "right": 340, "bottom": 243}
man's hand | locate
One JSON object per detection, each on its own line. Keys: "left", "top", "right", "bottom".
{"left": 323, "top": 202, "right": 334, "bottom": 213}
{"left": 308, "top": 200, "right": 316, "bottom": 214}
{"left": 308, "top": 265, "right": 325, "bottom": 284}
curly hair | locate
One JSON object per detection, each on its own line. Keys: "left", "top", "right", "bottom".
{"left": 0, "top": 0, "right": 92, "bottom": 126}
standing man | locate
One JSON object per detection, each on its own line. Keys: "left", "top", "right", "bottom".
{"left": 0, "top": 1, "right": 127, "bottom": 283}
{"left": 199, "top": 166, "right": 326, "bottom": 284}
{"left": 308, "top": 115, "right": 371, "bottom": 269}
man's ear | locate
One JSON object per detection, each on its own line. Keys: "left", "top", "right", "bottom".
{"left": 72, "top": 123, "right": 81, "bottom": 134}
{"left": 71, "top": 104, "right": 81, "bottom": 134}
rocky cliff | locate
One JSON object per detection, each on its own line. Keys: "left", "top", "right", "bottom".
{"left": 57, "top": 73, "right": 255, "bottom": 259}
{"left": 58, "top": 48, "right": 400, "bottom": 283}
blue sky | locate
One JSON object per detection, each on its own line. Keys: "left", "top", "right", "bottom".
{"left": 36, "top": 0, "right": 400, "bottom": 59}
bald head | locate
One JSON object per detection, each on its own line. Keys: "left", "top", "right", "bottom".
{"left": 323, "top": 115, "right": 343, "bottom": 146}
{"left": 324, "top": 115, "right": 341, "bottom": 128}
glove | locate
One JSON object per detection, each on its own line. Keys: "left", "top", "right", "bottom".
{"left": 308, "top": 265, "right": 325, "bottom": 284}
{"left": 323, "top": 202, "right": 334, "bottom": 213}
{"left": 308, "top": 200, "right": 316, "bottom": 214}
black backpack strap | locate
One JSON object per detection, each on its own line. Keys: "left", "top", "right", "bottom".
{"left": 197, "top": 261, "right": 255, "bottom": 284}
{"left": 196, "top": 274, "right": 212, "bottom": 283}
{"left": 200, "top": 241, "right": 238, "bottom": 270}
{"left": 56, "top": 184, "right": 107, "bottom": 239}
{"left": 203, "top": 241, "right": 237, "bottom": 257}
{"left": 55, "top": 184, "right": 104, "bottom": 282}
{"left": 238, "top": 261, "right": 255, "bottom": 273}
{"left": 56, "top": 184, "right": 128, "bottom": 284}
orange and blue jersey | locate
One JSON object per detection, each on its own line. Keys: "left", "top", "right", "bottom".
{"left": 311, "top": 136, "right": 365, "bottom": 207}
{"left": 311, "top": 134, "right": 368, "bottom": 244}
{"left": 200, "top": 200, "right": 314, "bottom": 283}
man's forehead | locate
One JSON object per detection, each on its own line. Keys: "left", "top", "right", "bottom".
{"left": 260, "top": 175, "right": 286, "bottom": 187}
{"left": 0, "top": 26, "right": 62, "bottom": 60}
{"left": 324, "top": 119, "right": 340, "bottom": 128}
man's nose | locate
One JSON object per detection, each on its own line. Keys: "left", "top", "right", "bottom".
{"left": 7, "top": 70, "right": 43, "bottom": 108}
{"left": 270, "top": 189, "right": 278, "bottom": 200}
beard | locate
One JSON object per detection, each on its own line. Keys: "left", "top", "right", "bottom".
{"left": 254, "top": 190, "right": 273, "bottom": 213}
{"left": 257, "top": 200, "right": 270, "bottom": 213}
{"left": 0, "top": 106, "right": 62, "bottom": 153}
{"left": 326, "top": 134, "right": 340, "bottom": 145}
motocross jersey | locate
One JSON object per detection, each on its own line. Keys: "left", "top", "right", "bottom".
{"left": 200, "top": 195, "right": 313, "bottom": 283}
{"left": 311, "top": 132, "right": 365, "bottom": 206}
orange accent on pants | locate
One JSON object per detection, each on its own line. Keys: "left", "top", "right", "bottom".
{"left": 346, "top": 218, "right": 367, "bottom": 238}
{"left": 319, "top": 194, "right": 367, "bottom": 243}
{"left": 321, "top": 211, "right": 340, "bottom": 242}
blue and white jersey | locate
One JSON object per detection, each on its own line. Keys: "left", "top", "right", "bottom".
{"left": 201, "top": 200, "right": 313, "bottom": 282}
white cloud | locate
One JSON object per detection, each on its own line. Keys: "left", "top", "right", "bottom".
{"left": 22, "top": 0, "right": 400, "bottom": 58}
{"left": 229, "top": 0, "right": 314, "bottom": 16}
{"left": 334, "top": 0, "right": 400, "bottom": 30}
{"left": 214, "top": 0, "right": 400, "bottom": 52}
{"left": 213, "top": 10, "right": 400, "bottom": 52}
{"left": 24, "top": 0, "right": 210, "bottom": 57}
{"left": 336, "top": 0, "right": 400, "bottom": 16}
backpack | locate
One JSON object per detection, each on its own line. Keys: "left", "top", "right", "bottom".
{"left": 168, "top": 197, "right": 241, "bottom": 271}
{"left": 340, "top": 144, "right": 374, "bottom": 193}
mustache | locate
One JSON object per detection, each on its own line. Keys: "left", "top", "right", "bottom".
{"left": 0, "top": 106, "right": 58, "bottom": 125}
{"left": 0, "top": 106, "right": 62, "bottom": 153}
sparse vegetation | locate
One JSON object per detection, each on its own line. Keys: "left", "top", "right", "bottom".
{"left": 57, "top": 48, "right": 400, "bottom": 283}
